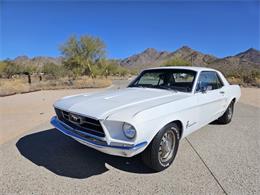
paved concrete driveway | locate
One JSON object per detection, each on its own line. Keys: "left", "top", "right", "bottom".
{"left": 0, "top": 102, "right": 259, "bottom": 195}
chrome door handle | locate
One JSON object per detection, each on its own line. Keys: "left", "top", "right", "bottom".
{"left": 220, "top": 91, "right": 225, "bottom": 94}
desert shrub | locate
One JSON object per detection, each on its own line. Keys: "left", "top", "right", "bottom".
{"left": 224, "top": 67, "right": 260, "bottom": 87}
{"left": 109, "top": 64, "right": 129, "bottom": 76}
{"left": 60, "top": 35, "right": 106, "bottom": 78}
{"left": 241, "top": 69, "right": 260, "bottom": 86}
{"left": 162, "top": 58, "right": 191, "bottom": 67}
{"left": 0, "top": 61, "right": 8, "bottom": 77}
{"left": 91, "top": 60, "right": 130, "bottom": 77}
{"left": 118, "top": 67, "right": 128, "bottom": 77}
{"left": 129, "top": 68, "right": 139, "bottom": 75}
{"left": 0, "top": 60, "right": 39, "bottom": 84}
{"left": 42, "top": 63, "right": 67, "bottom": 79}
{"left": 1, "top": 61, "right": 22, "bottom": 78}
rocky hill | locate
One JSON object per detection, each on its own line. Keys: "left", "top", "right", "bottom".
{"left": 235, "top": 48, "right": 260, "bottom": 64}
{"left": 208, "top": 48, "right": 260, "bottom": 72}
{"left": 120, "top": 46, "right": 260, "bottom": 71}
{"left": 13, "top": 56, "right": 63, "bottom": 67}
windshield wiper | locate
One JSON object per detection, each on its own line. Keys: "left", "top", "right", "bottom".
{"left": 156, "top": 85, "right": 178, "bottom": 92}
{"left": 130, "top": 85, "right": 178, "bottom": 92}
{"left": 132, "top": 84, "right": 154, "bottom": 89}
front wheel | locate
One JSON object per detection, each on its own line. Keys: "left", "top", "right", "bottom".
{"left": 142, "top": 123, "right": 180, "bottom": 172}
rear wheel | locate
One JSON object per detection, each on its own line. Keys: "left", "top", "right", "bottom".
{"left": 142, "top": 123, "right": 180, "bottom": 172}
{"left": 217, "top": 101, "right": 234, "bottom": 124}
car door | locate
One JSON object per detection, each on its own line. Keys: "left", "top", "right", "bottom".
{"left": 195, "top": 71, "right": 227, "bottom": 126}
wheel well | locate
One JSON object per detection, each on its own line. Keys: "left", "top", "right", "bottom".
{"left": 168, "top": 120, "right": 183, "bottom": 139}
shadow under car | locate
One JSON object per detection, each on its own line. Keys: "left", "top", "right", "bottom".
{"left": 16, "top": 128, "right": 153, "bottom": 179}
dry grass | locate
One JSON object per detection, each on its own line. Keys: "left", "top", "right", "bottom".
{"left": 1, "top": 75, "right": 258, "bottom": 97}
{"left": 0, "top": 76, "right": 112, "bottom": 96}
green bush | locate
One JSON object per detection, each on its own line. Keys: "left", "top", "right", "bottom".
{"left": 60, "top": 35, "right": 106, "bottom": 77}
{"left": 0, "top": 61, "right": 22, "bottom": 78}
{"left": 90, "top": 60, "right": 130, "bottom": 77}
{"left": 0, "top": 61, "right": 8, "bottom": 77}
{"left": 104, "top": 62, "right": 129, "bottom": 76}
{"left": 162, "top": 58, "right": 191, "bottom": 67}
{"left": 42, "top": 63, "right": 67, "bottom": 79}
{"left": 223, "top": 67, "right": 260, "bottom": 87}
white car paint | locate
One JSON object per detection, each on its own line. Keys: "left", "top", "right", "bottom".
{"left": 51, "top": 67, "right": 241, "bottom": 157}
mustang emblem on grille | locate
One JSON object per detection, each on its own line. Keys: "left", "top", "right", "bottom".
{"left": 69, "top": 114, "right": 82, "bottom": 124}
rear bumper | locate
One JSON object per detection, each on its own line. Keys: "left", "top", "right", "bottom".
{"left": 50, "top": 116, "right": 147, "bottom": 157}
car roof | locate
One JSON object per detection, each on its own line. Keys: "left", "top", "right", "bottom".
{"left": 145, "top": 66, "right": 217, "bottom": 72}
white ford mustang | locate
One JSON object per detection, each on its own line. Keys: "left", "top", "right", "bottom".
{"left": 51, "top": 67, "right": 241, "bottom": 171}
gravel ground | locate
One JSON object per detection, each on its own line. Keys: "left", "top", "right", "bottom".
{"left": 239, "top": 88, "right": 260, "bottom": 108}
{"left": 0, "top": 83, "right": 259, "bottom": 194}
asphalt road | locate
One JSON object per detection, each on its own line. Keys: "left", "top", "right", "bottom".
{"left": 0, "top": 84, "right": 259, "bottom": 194}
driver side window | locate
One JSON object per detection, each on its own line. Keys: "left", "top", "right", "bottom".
{"left": 196, "top": 71, "right": 223, "bottom": 92}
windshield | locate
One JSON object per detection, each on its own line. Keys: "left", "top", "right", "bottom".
{"left": 128, "top": 69, "right": 197, "bottom": 92}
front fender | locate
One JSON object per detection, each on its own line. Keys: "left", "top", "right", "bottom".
{"left": 132, "top": 96, "right": 199, "bottom": 146}
{"left": 135, "top": 116, "right": 185, "bottom": 148}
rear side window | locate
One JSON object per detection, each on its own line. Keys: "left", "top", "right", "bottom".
{"left": 196, "top": 71, "right": 223, "bottom": 92}
{"left": 173, "top": 72, "right": 195, "bottom": 83}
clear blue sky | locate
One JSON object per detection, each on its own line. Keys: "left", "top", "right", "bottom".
{"left": 1, "top": 0, "right": 259, "bottom": 60}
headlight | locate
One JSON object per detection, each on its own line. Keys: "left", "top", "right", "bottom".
{"left": 122, "top": 122, "right": 136, "bottom": 139}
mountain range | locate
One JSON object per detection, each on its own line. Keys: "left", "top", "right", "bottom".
{"left": 10, "top": 47, "right": 260, "bottom": 71}
{"left": 120, "top": 46, "right": 260, "bottom": 71}
{"left": 12, "top": 56, "right": 63, "bottom": 67}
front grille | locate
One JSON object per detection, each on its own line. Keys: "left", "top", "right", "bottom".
{"left": 55, "top": 108, "right": 105, "bottom": 137}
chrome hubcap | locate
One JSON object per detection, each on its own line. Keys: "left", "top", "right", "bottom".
{"left": 159, "top": 130, "right": 175, "bottom": 164}
{"left": 227, "top": 105, "right": 233, "bottom": 120}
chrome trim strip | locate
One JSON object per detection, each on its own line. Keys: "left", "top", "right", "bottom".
{"left": 61, "top": 110, "right": 100, "bottom": 127}
{"left": 53, "top": 116, "right": 106, "bottom": 141}
{"left": 71, "top": 124, "right": 105, "bottom": 137}
{"left": 81, "top": 120, "right": 100, "bottom": 127}
{"left": 50, "top": 116, "right": 147, "bottom": 150}
{"left": 54, "top": 106, "right": 99, "bottom": 120}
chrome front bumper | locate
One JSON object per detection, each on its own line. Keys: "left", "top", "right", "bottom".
{"left": 50, "top": 116, "right": 147, "bottom": 157}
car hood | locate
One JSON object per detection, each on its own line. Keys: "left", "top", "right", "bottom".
{"left": 54, "top": 87, "right": 189, "bottom": 120}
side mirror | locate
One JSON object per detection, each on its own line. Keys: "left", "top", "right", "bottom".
{"left": 201, "top": 85, "right": 213, "bottom": 93}
{"left": 197, "top": 81, "right": 207, "bottom": 93}
{"left": 201, "top": 86, "right": 207, "bottom": 93}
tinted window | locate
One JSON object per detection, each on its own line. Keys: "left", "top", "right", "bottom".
{"left": 196, "top": 71, "right": 223, "bottom": 92}
{"left": 129, "top": 69, "right": 197, "bottom": 92}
